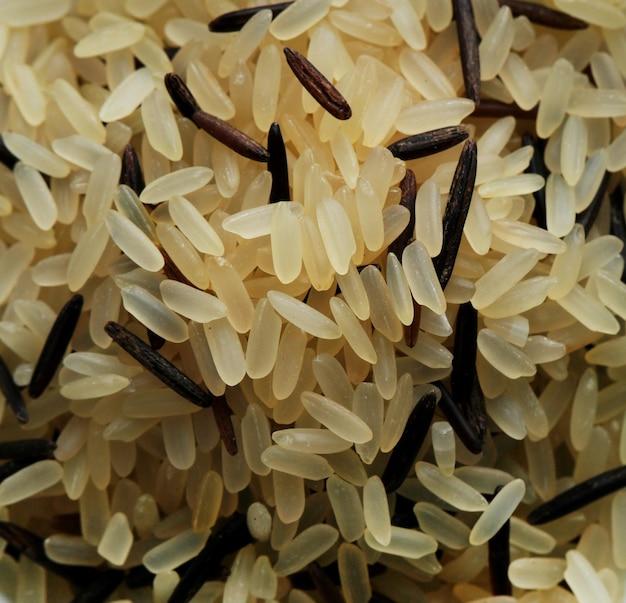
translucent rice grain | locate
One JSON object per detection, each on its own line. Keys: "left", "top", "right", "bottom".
{"left": 569, "top": 367, "right": 598, "bottom": 452}
{"left": 272, "top": 428, "right": 351, "bottom": 455}
{"left": 509, "top": 517, "right": 556, "bottom": 554}
{"left": 252, "top": 44, "right": 281, "bottom": 132}
{"left": 544, "top": 173, "right": 576, "bottom": 238}
{"left": 362, "top": 75, "right": 405, "bottom": 148}
{"left": 564, "top": 550, "right": 612, "bottom": 603}
{"left": 97, "top": 512, "right": 133, "bottom": 566}
{"left": 273, "top": 524, "right": 338, "bottom": 576}
{"left": 492, "top": 220, "right": 566, "bottom": 254}
{"left": 413, "top": 502, "right": 471, "bottom": 549}
{"left": 508, "top": 557, "right": 567, "bottom": 589}
{"left": 469, "top": 478, "right": 525, "bottom": 545}
{"left": 269, "top": 0, "right": 331, "bottom": 40}
{"left": 477, "top": 329, "right": 536, "bottom": 379}
{"left": 390, "top": 0, "right": 426, "bottom": 50}
{"left": 329, "top": 11, "right": 402, "bottom": 47}
{"left": 271, "top": 201, "right": 303, "bottom": 284}
{"left": 51, "top": 78, "right": 106, "bottom": 143}
{"left": 141, "top": 88, "right": 182, "bottom": 162}
{"left": 568, "top": 88, "right": 626, "bottom": 118}
{"left": 160, "top": 280, "right": 226, "bottom": 324}
{"left": 272, "top": 324, "right": 307, "bottom": 400}
{"left": 578, "top": 236, "right": 624, "bottom": 281}
{"left": 336, "top": 263, "right": 370, "bottom": 321}
{"left": 560, "top": 116, "right": 587, "bottom": 187}
{"left": 222, "top": 205, "right": 275, "bottom": 239}
{"left": 246, "top": 298, "right": 282, "bottom": 379}
{"left": 98, "top": 67, "right": 154, "bottom": 122}
{"left": 250, "top": 555, "right": 277, "bottom": 599}
{"left": 267, "top": 290, "right": 340, "bottom": 340}
{"left": 363, "top": 475, "right": 391, "bottom": 546}
{"left": 44, "top": 535, "right": 101, "bottom": 567}
{"left": 415, "top": 462, "right": 488, "bottom": 512}
{"left": 74, "top": 21, "right": 145, "bottom": 58}
{"left": 549, "top": 224, "right": 584, "bottom": 300}
{"left": 143, "top": 530, "right": 208, "bottom": 574}
{"left": 432, "top": 421, "right": 455, "bottom": 476}
{"left": 121, "top": 285, "right": 188, "bottom": 343}
{"left": 414, "top": 179, "right": 443, "bottom": 257}
{"left": 402, "top": 240, "right": 446, "bottom": 314}
{"left": 327, "top": 474, "right": 365, "bottom": 542}
{"left": 338, "top": 544, "right": 371, "bottom": 603}
{"left": 0, "top": 0, "right": 70, "bottom": 26}
{"left": 329, "top": 297, "right": 377, "bottom": 363}
{"left": 83, "top": 152, "right": 122, "bottom": 228}
{"left": 500, "top": 53, "right": 540, "bottom": 110}
{"left": 203, "top": 318, "right": 246, "bottom": 387}
{"left": 247, "top": 502, "right": 272, "bottom": 542}
{"left": 187, "top": 60, "right": 235, "bottom": 121}
{"left": 105, "top": 210, "right": 163, "bottom": 271}
{"left": 3, "top": 132, "right": 69, "bottom": 178}
{"left": 556, "top": 285, "right": 620, "bottom": 335}
{"left": 537, "top": 58, "right": 575, "bottom": 138}
{"left": 140, "top": 167, "right": 214, "bottom": 204}
{"left": 575, "top": 150, "right": 608, "bottom": 212}
{"left": 360, "top": 266, "right": 404, "bottom": 343}
{"left": 396, "top": 98, "right": 475, "bottom": 135}
{"left": 0, "top": 460, "right": 63, "bottom": 506}
{"left": 480, "top": 277, "right": 557, "bottom": 319}
{"left": 12, "top": 162, "right": 57, "bottom": 231}
{"left": 316, "top": 197, "right": 357, "bottom": 275}
{"left": 60, "top": 374, "right": 130, "bottom": 399}
{"left": 363, "top": 526, "right": 437, "bottom": 559}
{"left": 554, "top": 0, "right": 625, "bottom": 29}
{"left": 67, "top": 222, "right": 110, "bottom": 292}
{"left": 479, "top": 6, "right": 514, "bottom": 81}
{"left": 301, "top": 391, "right": 373, "bottom": 444}
{"left": 4, "top": 61, "right": 47, "bottom": 126}
{"left": 399, "top": 49, "right": 456, "bottom": 100}
{"left": 162, "top": 414, "right": 196, "bottom": 471}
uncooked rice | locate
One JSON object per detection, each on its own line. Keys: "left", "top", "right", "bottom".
{"left": 2, "top": 0, "right": 626, "bottom": 602}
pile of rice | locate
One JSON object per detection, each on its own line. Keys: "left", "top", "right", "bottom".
{"left": 0, "top": 0, "right": 626, "bottom": 601}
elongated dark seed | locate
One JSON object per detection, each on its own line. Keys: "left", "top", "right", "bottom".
{"left": 472, "top": 99, "right": 538, "bottom": 120}
{"left": 433, "top": 139, "right": 477, "bottom": 290}
{"left": 0, "top": 438, "right": 56, "bottom": 460}
{"left": 0, "top": 136, "right": 18, "bottom": 169}
{"left": 168, "top": 513, "right": 252, "bottom": 603}
{"left": 388, "top": 126, "right": 470, "bottom": 161}
{"left": 284, "top": 47, "right": 352, "bottom": 120}
{"left": 468, "top": 373, "right": 487, "bottom": 442}
{"left": 498, "top": 0, "right": 587, "bottom": 29}
{"left": 576, "top": 171, "right": 610, "bottom": 236}
{"left": 404, "top": 299, "right": 421, "bottom": 349}
{"left": 120, "top": 144, "right": 145, "bottom": 194}
{"left": 609, "top": 184, "right": 626, "bottom": 283}
{"left": 523, "top": 133, "right": 548, "bottom": 229}
{"left": 308, "top": 562, "right": 346, "bottom": 603}
{"left": 105, "top": 322, "right": 214, "bottom": 408}
{"left": 192, "top": 110, "right": 270, "bottom": 162}
{"left": 268, "top": 122, "right": 290, "bottom": 202}
{"left": 208, "top": 2, "right": 294, "bottom": 32}
{"left": 388, "top": 168, "right": 417, "bottom": 259}
{"left": 71, "top": 569, "right": 126, "bottom": 603}
{"left": 527, "top": 464, "right": 626, "bottom": 525}
{"left": 453, "top": 0, "right": 481, "bottom": 104}
{"left": 164, "top": 73, "right": 200, "bottom": 120}
{"left": 382, "top": 390, "right": 437, "bottom": 493}
{"left": 435, "top": 381, "right": 483, "bottom": 454}
{"left": 0, "top": 355, "right": 27, "bottom": 423}
{"left": 488, "top": 487, "right": 512, "bottom": 596}
{"left": 0, "top": 521, "right": 101, "bottom": 587}
{"left": 28, "top": 294, "right": 84, "bottom": 400}
{"left": 214, "top": 395, "right": 238, "bottom": 456}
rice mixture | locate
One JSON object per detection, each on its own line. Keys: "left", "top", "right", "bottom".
{"left": 0, "top": 0, "right": 626, "bottom": 601}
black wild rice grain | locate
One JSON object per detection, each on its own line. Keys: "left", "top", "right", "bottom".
{"left": 435, "top": 381, "right": 483, "bottom": 455}
{"left": 164, "top": 73, "right": 200, "bottom": 121}
{"left": 576, "top": 170, "right": 610, "bottom": 236}
{"left": 268, "top": 122, "right": 291, "bottom": 202}
{"left": 381, "top": 390, "right": 437, "bottom": 493}
{"left": 168, "top": 513, "right": 252, "bottom": 603}
{"left": 284, "top": 47, "right": 352, "bottom": 120}
{"left": 433, "top": 138, "right": 477, "bottom": 290}
{"left": 214, "top": 394, "right": 238, "bottom": 456}
{"left": 192, "top": 110, "right": 270, "bottom": 162}
{"left": 609, "top": 184, "right": 626, "bottom": 282}
{"left": 468, "top": 374, "right": 487, "bottom": 443}
{"left": 0, "top": 438, "right": 56, "bottom": 460}
{"left": 388, "top": 168, "right": 417, "bottom": 259}
{"left": 523, "top": 133, "right": 548, "bottom": 230}
{"left": 498, "top": 0, "right": 588, "bottom": 29}
{"left": 70, "top": 569, "right": 126, "bottom": 603}
{"left": 472, "top": 99, "right": 539, "bottom": 120}
{"left": 28, "top": 294, "right": 83, "bottom": 400}
{"left": 208, "top": 2, "right": 294, "bottom": 32}
{"left": 488, "top": 486, "right": 512, "bottom": 596}
{"left": 120, "top": 144, "right": 145, "bottom": 194}
{"left": 387, "top": 126, "right": 470, "bottom": 161}
{"left": 105, "top": 321, "right": 214, "bottom": 409}
{"left": 453, "top": 0, "right": 481, "bottom": 104}
{"left": 0, "top": 354, "right": 28, "bottom": 424}
{"left": 527, "top": 464, "right": 626, "bottom": 525}
{"left": 404, "top": 299, "right": 421, "bottom": 349}
{"left": 0, "top": 521, "right": 100, "bottom": 588}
